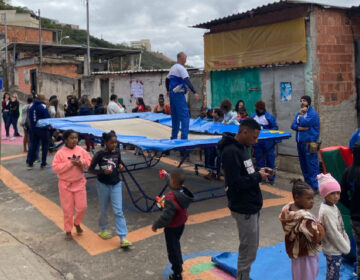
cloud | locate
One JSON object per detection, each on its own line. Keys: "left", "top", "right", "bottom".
{"left": 11, "top": 0, "right": 360, "bottom": 68}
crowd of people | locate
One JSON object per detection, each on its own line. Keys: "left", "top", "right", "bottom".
{"left": 1, "top": 50, "right": 359, "bottom": 280}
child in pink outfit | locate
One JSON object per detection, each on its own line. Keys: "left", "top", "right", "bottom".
{"left": 52, "top": 129, "right": 92, "bottom": 240}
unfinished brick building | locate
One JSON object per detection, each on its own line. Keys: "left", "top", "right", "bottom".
{"left": 194, "top": 0, "right": 360, "bottom": 166}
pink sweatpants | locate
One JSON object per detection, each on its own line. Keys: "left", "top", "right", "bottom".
{"left": 58, "top": 179, "right": 87, "bottom": 232}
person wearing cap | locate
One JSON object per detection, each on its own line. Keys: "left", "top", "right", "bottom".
{"left": 166, "top": 52, "right": 199, "bottom": 140}
{"left": 291, "top": 95, "right": 320, "bottom": 190}
{"left": 251, "top": 100, "right": 278, "bottom": 184}
{"left": 340, "top": 142, "right": 360, "bottom": 278}
{"left": 318, "top": 173, "right": 350, "bottom": 280}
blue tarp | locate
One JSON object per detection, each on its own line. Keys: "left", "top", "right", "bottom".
{"left": 212, "top": 242, "right": 356, "bottom": 279}
{"left": 38, "top": 113, "right": 291, "bottom": 151}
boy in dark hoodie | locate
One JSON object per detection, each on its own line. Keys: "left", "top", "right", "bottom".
{"left": 152, "top": 170, "right": 194, "bottom": 280}
{"left": 217, "top": 118, "right": 270, "bottom": 280}
{"left": 340, "top": 142, "right": 360, "bottom": 277}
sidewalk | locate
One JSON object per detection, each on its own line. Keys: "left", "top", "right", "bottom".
{"left": 0, "top": 229, "right": 64, "bottom": 280}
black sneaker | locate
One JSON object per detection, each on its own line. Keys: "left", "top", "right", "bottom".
{"left": 168, "top": 274, "right": 182, "bottom": 280}
{"left": 40, "top": 164, "right": 48, "bottom": 169}
{"left": 27, "top": 164, "right": 33, "bottom": 170}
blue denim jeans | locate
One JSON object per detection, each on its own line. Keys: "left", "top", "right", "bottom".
{"left": 97, "top": 180, "right": 128, "bottom": 239}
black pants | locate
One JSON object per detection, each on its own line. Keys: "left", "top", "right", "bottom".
{"left": 164, "top": 225, "right": 185, "bottom": 275}
{"left": 29, "top": 130, "right": 49, "bottom": 167}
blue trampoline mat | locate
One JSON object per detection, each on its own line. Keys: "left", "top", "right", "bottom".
{"left": 38, "top": 113, "right": 292, "bottom": 151}
{"left": 212, "top": 242, "right": 356, "bottom": 280}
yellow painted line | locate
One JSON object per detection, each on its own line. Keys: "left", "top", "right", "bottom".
{"left": 1, "top": 153, "right": 27, "bottom": 161}
{"left": 0, "top": 160, "right": 292, "bottom": 256}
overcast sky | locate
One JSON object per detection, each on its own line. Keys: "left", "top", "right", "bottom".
{"left": 11, "top": 0, "right": 360, "bottom": 68}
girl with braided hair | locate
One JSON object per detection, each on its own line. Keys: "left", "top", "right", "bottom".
{"left": 279, "top": 179, "right": 325, "bottom": 280}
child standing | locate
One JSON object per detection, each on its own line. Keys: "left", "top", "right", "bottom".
{"left": 88, "top": 131, "right": 132, "bottom": 248}
{"left": 152, "top": 170, "right": 194, "bottom": 280}
{"left": 318, "top": 173, "right": 350, "bottom": 280}
{"left": 279, "top": 179, "right": 325, "bottom": 280}
{"left": 52, "top": 130, "right": 92, "bottom": 240}
{"left": 340, "top": 142, "right": 360, "bottom": 278}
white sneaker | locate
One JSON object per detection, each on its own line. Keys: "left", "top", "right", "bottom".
{"left": 1, "top": 136, "right": 9, "bottom": 140}
{"left": 10, "top": 136, "right": 16, "bottom": 141}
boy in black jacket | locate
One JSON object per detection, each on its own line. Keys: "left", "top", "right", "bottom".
{"left": 152, "top": 170, "right": 194, "bottom": 280}
{"left": 340, "top": 142, "right": 360, "bottom": 277}
{"left": 218, "top": 118, "right": 270, "bottom": 280}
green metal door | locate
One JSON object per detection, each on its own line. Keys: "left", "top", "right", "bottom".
{"left": 211, "top": 68, "right": 261, "bottom": 115}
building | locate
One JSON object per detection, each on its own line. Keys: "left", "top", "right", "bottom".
{"left": 130, "top": 39, "right": 151, "bottom": 52}
{"left": 0, "top": 10, "right": 39, "bottom": 28}
{"left": 194, "top": 1, "right": 360, "bottom": 169}
{"left": 4, "top": 43, "right": 140, "bottom": 111}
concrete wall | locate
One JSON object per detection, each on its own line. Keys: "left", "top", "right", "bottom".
{"left": 260, "top": 64, "right": 306, "bottom": 156}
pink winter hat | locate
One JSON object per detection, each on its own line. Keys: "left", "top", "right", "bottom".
{"left": 317, "top": 173, "right": 341, "bottom": 198}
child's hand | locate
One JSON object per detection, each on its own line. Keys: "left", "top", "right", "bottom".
{"left": 71, "top": 159, "right": 82, "bottom": 167}
{"left": 103, "top": 169, "right": 113, "bottom": 175}
{"left": 151, "top": 226, "right": 157, "bottom": 232}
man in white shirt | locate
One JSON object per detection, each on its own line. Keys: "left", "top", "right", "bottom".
{"left": 166, "top": 52, "right": 199, "bottom": 140}
{"left": 107, "top": 94, "right": 124, "bottom": 114}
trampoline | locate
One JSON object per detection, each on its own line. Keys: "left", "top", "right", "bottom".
{"left": 39, "top": 113, "right": 292, "bottom": 212}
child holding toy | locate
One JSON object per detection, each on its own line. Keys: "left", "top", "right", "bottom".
{"left": 88, "top": 130, "right": 132, "bottom": 248}
{"left": 318, "top": 173, "right": 350, "bottom": 280}
{"left": 152, "top": 170, "right": 194, "bottom": 280}
{"left": 52, "top": 129, "right": 92, "bottom": 240}
{"left": 279, "top": 179, "right": 325, "bottom": 280}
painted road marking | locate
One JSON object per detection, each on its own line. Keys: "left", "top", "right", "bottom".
{"left": 1, "top": 153, "right": 27, "bottom": 161}
{"left": 0, "top": 158, "right": 292, "bottom": 256}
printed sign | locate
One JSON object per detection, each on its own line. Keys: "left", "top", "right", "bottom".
{"left": 280, "top": 82, "right": 292, "bottom": 102}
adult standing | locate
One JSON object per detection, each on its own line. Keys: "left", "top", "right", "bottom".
{"left": 1, "top": 93, "right": 10, "bottom": 139}
{"left": 107, "top": 94, "right": 124, "bottom": 114}
{"left": 251, "top": 100, "right": 278, "bottom": 184}
{"left": 166, "top": 52, "right": 199, "bottom": 140}
{"left": 291, "top": 95, "right": 320, "bottom": 191}
{"left": 218, "top": 118, "right": 270, "bottom": 280}
{"left": 28, "top": 94, "right": 51, "bottom": 169}
{"left": 8, "top": 93, "right": 21, "bottom": 140}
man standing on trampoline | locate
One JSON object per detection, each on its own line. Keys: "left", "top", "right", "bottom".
{"left": 166, "top": 52, "right": 199, "bottom": 140}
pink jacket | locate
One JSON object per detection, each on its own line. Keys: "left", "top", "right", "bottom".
{"left": 52, "top": 146, "right": 92, "bottom": 183}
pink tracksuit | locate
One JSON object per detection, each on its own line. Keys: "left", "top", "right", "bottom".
{"left": 52, "top": 145, "right": 92, "bottom": 232}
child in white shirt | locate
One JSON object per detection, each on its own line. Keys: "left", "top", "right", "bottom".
{"left": 318, "top": 173, "right": 351, "bottom": 280}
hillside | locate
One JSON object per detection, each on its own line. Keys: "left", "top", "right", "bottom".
{"left": 40, "top": 19, "right": 175, "bottom": 70}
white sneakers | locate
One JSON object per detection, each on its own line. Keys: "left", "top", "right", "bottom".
{"left": 2, "top": 136, "right": 16, "bottom": 140}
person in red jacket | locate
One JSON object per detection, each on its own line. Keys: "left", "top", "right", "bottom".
{"left": 152, "top": 170, "right": 194, "bottom": 280}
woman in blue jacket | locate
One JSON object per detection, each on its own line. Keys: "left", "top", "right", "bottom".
{"left": 291, "top": 95, "right": 320, "bottom": 190}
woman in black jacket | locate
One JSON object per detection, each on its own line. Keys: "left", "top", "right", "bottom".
{"left": 8, "top": 93, "right": 20, "bottom": 139}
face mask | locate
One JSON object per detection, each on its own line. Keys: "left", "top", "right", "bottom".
{"left": 256, "top": 110, "right": 265, "bottom": 116}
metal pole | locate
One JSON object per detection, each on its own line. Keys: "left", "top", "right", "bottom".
{"left": 4, "top": 13, "right": 7, "bottom": 66}
{"left": 38, "top": 9, "right": 42, "bottom": 93}
{"left": 86, "top": 0, "right": 91, "bottom": 75}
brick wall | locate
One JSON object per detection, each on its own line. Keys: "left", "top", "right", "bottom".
{"left": 42, "top": 64, "right": 82, "bottom": 78}
{"left": 314, "top": 7, "right": 358, "bottom": 147}
{"left": 0, "top": 25, "right": 54, "bottom": 44}
{"left": 16, "top": 65, "right": 37, "bottom": 94}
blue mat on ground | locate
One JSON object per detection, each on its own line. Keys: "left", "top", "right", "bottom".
{"left": 38, "top": 113, "right": 292, "bottom": 151}
{"left": 212, "top": 242, "right": 356, "bottom": 280}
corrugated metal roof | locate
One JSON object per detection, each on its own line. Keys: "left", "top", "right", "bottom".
{"left": 193, "top": 0, "right": 349, "bottom": 29}
{"left": 92, "top": 68, "right": 199, "bottom": 75}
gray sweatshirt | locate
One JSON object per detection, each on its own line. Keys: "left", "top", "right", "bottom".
{"left": 319, "top": 203, "right": 350, "bottom": 256}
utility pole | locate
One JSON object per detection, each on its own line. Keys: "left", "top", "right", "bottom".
{"left": 38, "top": 9, "right": 42, "bottom": 94}
{"left": 86, "top": 0, "right": 91, "bottom": 75}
